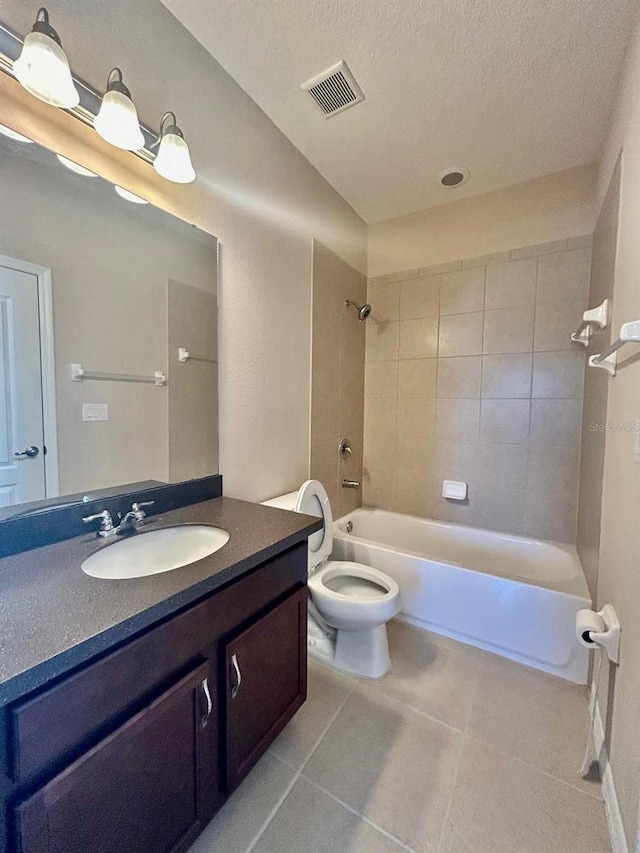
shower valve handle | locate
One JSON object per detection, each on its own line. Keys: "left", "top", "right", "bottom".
{"left": 339, "top": 438, "right": 352, "bottom": 459}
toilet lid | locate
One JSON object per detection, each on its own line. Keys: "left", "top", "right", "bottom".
{"left": 295, "top": 480, "right": 333, "bottom": 571}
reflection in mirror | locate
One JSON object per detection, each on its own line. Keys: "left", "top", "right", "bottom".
{"left": 0, "top": 127, "right": 219, "bottom": 518}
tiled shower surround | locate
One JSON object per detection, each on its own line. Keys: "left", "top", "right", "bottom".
{"left": 364, "top": 237, "right": 592, "bottom": 542}
{"left": 311, "top": 241, "right": 367, "bottom": 517}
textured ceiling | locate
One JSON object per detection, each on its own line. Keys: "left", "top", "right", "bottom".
{"left": 162, "top": 0, "right": 636, "bottom": 223}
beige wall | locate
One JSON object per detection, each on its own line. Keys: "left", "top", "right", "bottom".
{"left": 576, "top": 159, "right": 621, "bottom": 599}
{"left": 0, "top": 0, "right": 366, "bottom": 504}
{"left": 364, "top": 238, "right": 591, "bottom": 542}
{"left": 311, "top": 242, "right": 366, "bottom": 517}
{"left": 167, "top": 280, "right": 219, "bottom": 483}
{"left": 590, "top": 8, "right": 640, "bottom": 849}
{"left": 0, "top": 146, "right": 217, "bottom": 495}
{"left": 368, "top": 165, "right": 598, "bottom": 278}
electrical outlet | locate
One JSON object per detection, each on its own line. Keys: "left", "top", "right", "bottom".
{"left": 82, "top": 403, "right": 108, "bottom": 422}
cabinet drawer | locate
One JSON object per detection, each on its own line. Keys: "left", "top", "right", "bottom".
{"left": 15, "top": 662, "right": 213, "bottom": 853}
{"left": 9, "top": 542, "right": 307, "bottom": 782}
{"left": 8, "top": 603, "right": 210, "bottom": 783}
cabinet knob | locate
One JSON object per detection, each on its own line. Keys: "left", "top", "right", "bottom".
{"left": 231, "top": 653, "right": 242, "bottom": 699}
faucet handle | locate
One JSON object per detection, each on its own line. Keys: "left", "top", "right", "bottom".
{"left": 82, "top": 510, "right": 115, "bottom": 537}
{"left": 83, "top": 509, "right": 112, "bottom": 524}
{"left": 131, "top": 501, "right": 154, "bottom": 520}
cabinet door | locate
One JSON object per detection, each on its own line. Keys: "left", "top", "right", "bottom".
{"left": 226, "top": 587, "right": 307, "bottom": 790}
{"left": 15, "top": 662, "right": 214, "bottom": 853}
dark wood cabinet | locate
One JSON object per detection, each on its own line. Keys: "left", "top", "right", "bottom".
{"left": 3, "top": 543, "right": 308, "bottom": 853}
{"left": 15, "top": 662, "right": 212, "bottom": 853}
{"left": 225, "top": 587, "right": 307, "bottom": 789}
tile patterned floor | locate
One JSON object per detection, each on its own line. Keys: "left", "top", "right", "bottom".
{"left": 188, "top": 620, "right": 611, "bottom": 853}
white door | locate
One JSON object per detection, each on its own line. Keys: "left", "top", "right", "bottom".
{"left": 0, "top": 265, "right": 46, "bottom": 506}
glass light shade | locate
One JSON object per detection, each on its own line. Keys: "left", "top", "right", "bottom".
{"left": 13, "top": 31, "right": 80, "bottom": 109}
{"left": 56, "top": 154, "right": 98, "bottom": 177}
{"left": 0, "top": 123, "right": 34, "bottom": 143}
{"left": 153, "top": 131, "right": 196, "bottom": 184}
{"left": 94, "top": 89, "right": 145, "bottom": 151}
{"left": 114, "top": 185, "right": 148, "bottom": 204}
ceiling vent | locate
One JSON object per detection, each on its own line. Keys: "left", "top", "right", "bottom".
{"left": 301, "top": 61, "right": 365, "bottom": 118}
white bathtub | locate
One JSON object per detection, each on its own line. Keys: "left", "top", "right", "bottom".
{"left": 332, "top": 508, "right": 591, "bottom": 683}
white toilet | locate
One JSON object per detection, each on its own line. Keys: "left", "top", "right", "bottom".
{"left": 262, "top": 480, "right": 401, "bottom": 678}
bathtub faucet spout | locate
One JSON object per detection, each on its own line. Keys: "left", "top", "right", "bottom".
{"left": 342, "top": 479, "right": 360, "bottom": 490}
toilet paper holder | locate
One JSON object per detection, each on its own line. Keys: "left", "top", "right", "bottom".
{"left": 576, "top": 604, "right": 621, "bottom": 664}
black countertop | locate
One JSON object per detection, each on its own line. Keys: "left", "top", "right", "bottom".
{"left": 0, "top": 497, "right": 321, "bottom": 705}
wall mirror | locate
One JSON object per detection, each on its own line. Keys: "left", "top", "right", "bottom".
{"left": 0, "top": 125, "right": 219, "bottom": 519}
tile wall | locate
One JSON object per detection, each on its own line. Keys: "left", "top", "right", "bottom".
{"left": 364, "top": 237, "right": 592, "bottom": 542}
{"left": 311, "top": 241, "right": 367, "bottom": 517}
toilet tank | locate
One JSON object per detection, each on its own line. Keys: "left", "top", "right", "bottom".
{"left": 260, "top": 491, "right": 299, "bottom": 511}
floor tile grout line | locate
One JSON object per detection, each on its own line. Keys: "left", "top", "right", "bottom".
{"left": 296, "top": 683, "right": 355, "bottom": 776}
{"left": 246, "top": 629, "right": 602, "bottom": 853}
{"left": 243, "top": 684, "right": 355, "bottom": 853}
{"left": 299, "top": 773, "right": 418, "bottom": 853}
{"left": 352, "top": 678, "right": 467, "bottom": 735}
{"left": 461, "top": 648, "right": 603, "bottom": 802}
{"left": 462, "top": 731, "right": 606, "bottom": 802}
{"left": 436, "top": 664, "right": 480, "bottom": 853}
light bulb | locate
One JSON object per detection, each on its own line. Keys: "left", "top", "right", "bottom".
{"left": 93, "top": 68, "right": 144, "bottom": 151}
{"left": 153, "top": 112, "right": 196, "bottom": 184}
{"left": 114, "top": 185, "right": 148, "bottom": 204}
{"left": 56, "top": 154, "right": 98, "bottom": 177}
{"left": 0, "top": 123, "right": 34, "bottom": 143}
{"left": 13, "top": 8, "right": 79, "bottom": 109}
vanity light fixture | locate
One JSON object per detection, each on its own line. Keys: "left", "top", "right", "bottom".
{"left": 12, "top": 8, "right": 79, "bottom": 109}
{"left": 114, "top": 185, "right": 149, "bottom": 204}
{"left": 4, "top": 12, "right": 197, "bottom": 183}
{"left": 0, "top": 123, "right": 34, "bottom": 143}
{"left": 56, "top": 154, "right": 98, "bottom": 177}
{"left": 93, "top": 68, "right": 144, "bottom": 151}
{"left": 153, "top": 111, "right": 196, "bottom": 184}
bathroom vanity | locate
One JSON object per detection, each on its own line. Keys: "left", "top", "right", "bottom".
{"left": 0, "top": 89, "right": 322, "bottom": 853}
{"left": 0, "top": 494, "right": 321, "bottom": 853}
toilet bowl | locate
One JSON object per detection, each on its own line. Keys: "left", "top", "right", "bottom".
{"left": 262, "top": 480, "right": 401, "bottom": 678}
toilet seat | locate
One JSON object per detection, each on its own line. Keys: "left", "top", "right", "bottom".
{"left": 311, "top": 561, "right": 397, "bottom": 600}
{"left": 261, "top": 480, "right": 333, "bottom": 574}
{"left": 309, "top": 560, "right": 401, "bottom": 628}
{"left": 293, "top": 480, "right": 333, "bottom": 572}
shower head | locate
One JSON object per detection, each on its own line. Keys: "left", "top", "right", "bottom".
{"left": 345, "top": 299, "right": 372, "bottom": 321}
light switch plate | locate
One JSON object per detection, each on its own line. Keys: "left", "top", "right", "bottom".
{"left": 82, "top": 403, "right": 108, "bottom": 422}
{"left": 633, "top": 421, "right": 640, "bottom": 464}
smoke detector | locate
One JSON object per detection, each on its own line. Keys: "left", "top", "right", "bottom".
{"left": 439, "top": 167, "right": 470, "bottom": 188}
{"left": 301, "top": 61, "right": 365, "bottom": 118}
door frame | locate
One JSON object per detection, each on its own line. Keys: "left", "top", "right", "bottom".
{"left": 0, "top": 254, "right": 59, "bottom": 498}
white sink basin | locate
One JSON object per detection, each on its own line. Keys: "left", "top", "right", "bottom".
{"left": 81, "top": 524, "right": 230, "bottom": 580}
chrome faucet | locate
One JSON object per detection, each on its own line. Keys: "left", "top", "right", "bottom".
{"left": 82, "top": 509, "right": 116, "bottom": 538}
{"left": 115, "top": 501, "right": 155, "bottom": 535}
{"left": 82, "top": 501, "right": 154, "bottom": 538}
